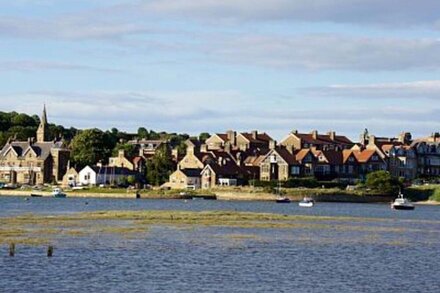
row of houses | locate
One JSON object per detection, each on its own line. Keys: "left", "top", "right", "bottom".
{"left": 165, "top": 129, "right": 440, "bottom": 189}
{"left": 0, "top": 106, "right": 438, "bottom": 188}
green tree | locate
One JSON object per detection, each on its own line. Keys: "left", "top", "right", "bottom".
{"left": 70, "top": 128, "right": 113, "bottom": 168}
{"left": 112, "top": 142, "right": 137, "bottom": 158}
{"left": 11, "top": 113, "right": 37, "bottom": 127}
{"left": 145, "top": 144, "right": 174, "bottom": 186}
{"left": 199, "top": 132, "right": 211, "bottom": 142}
{"left": 365, "top": 170, "right": 400, "bottom": 195}
{"left": 127, "top": 175, "right": 136, "bottom": 185}
{"left": 137, "top": 127, "right": 149, "bottom": 139}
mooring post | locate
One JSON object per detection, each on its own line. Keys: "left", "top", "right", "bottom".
{"left": 47, "top": 245, "right": 54, "bottom": 257}
{"left": 9, "top": 243, "right": 15, "bottom": 257}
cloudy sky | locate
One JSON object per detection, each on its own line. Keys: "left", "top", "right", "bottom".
{"left": 1, "top": 0, "right": 440, "bottom": 140}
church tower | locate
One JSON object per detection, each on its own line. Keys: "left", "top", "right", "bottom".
{"left": 36, "top": 105, "right": 48, "bottom": 142}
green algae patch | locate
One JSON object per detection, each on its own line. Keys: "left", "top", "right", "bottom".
{"left": 1, "top": 210, "right": 438, "bottom": 246}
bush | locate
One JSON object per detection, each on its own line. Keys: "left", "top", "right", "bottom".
{"left": 365, "top": 171, "right": 400, "bottom": 195}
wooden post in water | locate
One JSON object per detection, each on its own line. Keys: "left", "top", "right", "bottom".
{"left": 47, "top": 245, "right": 54, "bottom": 257}
{"left": 9, "top": 243, "right": 15, "bottom": 257}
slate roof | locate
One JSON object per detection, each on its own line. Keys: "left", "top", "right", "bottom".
{"left": 0, "top": 141, "right": 66, "bottom": 160}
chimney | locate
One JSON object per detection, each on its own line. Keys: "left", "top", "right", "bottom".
{"left": 311, "top": 130, "right": 318, "bottom": 140}
{"left": 225, "top": 141, "right": 231, "bottom": 153}
{"left": 251, "top": 130, "right": 258, "bottom": 140}
{"left": 369, "top": 135, "right": 376, "bottom": 145}
{"left": 269, "top": 140, "right": 276, "bottom": 150}
{"left": 291, "top": 129, "right": 298, "bottom": 135}
{"left": 226, "top": 130, "right": 236, "bottom": 146}
{"left": 236, "top": 152, "right": 242, "bottom": 166}
{"left": 328, "top": 131, "right": 336, "bottom": 141}
{"left": 118, "top": 149, "right": 125, "bottom": 158}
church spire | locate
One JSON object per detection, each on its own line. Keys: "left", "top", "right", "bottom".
{"left": 36, "top": 104, "right": 48, "bottom": 142}
{"left": 41, "top": 104, "right": 47, "bottom": 125}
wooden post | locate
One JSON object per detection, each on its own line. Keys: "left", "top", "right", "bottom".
{"left": 9, "top": 243, "right": 15, "bottom": 257}
{"left": 47, "top": 245, "right": 54, "bottom": 257}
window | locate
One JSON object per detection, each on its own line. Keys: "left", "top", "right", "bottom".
{"left": 291, "top": 166, "right": 300, "bottom": 175}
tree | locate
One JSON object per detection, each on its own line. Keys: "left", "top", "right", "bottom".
{"left": 112, "top": 142, "right": 137, "bottom": 158}
{"left": 199, "top": 132, "right": 211, "bottom": 142}
{"left": 137, "top": 127, "right": 149, "bottom": 139}
{"left": 145, "top": 144, "right": 174, "bottom": 186}
{"left": 365, "top": 171, "right": 400, "bottom": 195}
{"left": 70, "top": 128, "right": 113, "bottom": 168}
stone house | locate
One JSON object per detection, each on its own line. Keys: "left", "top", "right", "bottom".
{"left": 205, "top": 130, "right": 272, "bottom": 152}
{"left": 280, "top": 130, "right": 353, "bottom": 151}
{"left": 62, "top": 167, "right": 79, "bottom": 187}
{"left": 108, "top": 150, "right": 135, "bottom": 170}
{"left": 412, "top": 133, "right": 440, "bottom": 177}
{"left": 384, "top": 145, "right": 418, "bottom": 180}
{"left": 0, "top": 106, "right": 70, "bottom": 185}
{"left": 168, "top": 168, "right": 201, "bottom": 189}
{"left": 259, "top": 147, "right": 300, "bottom": 181}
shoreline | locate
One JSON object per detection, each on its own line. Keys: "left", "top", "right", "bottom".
{"left": 0, "top": 189, "right": 408, "bottom": 203}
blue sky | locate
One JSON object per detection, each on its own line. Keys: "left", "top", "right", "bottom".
{"left": 1, "top": 0, "right": 440, "bottom": 140}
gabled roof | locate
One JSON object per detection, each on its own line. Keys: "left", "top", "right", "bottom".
{"left": 0, "top": 141, "right": 65, "bottom": 160}
{"left": 313, "top": 150, "right": 343, "bottom": 165}
{"left": 203, "top": 162, "right": 243, "bottom": 177}
{"left": 293, "top": 132, "right": 353, "bottom": 146}
{"left": 353, "top": 149, "right": 383, "bottom": 163}
{"left": 295, "top": 149, "right": 313, "bottom": 161}
{"left": 239, "top": 132, "right": 273, "bottom": 144}
{"left": 261, "top": 147, "right": 298, "bottom": 165}
{"left": 181, "top": 168, "right": 202, "bottom": 177}
{"left": 342, "top": 150, "right": 357, "bottom": 164}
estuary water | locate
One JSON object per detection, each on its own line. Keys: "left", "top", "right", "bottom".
{"left": 1, "top": 196, "right": 439, "bottom": 293}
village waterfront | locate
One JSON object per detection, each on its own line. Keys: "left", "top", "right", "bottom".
{"left": 1, "top": 196, "right": 440, "bottom": 293}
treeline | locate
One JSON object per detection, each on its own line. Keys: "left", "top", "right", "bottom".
{"left": 0, "top": 111, "right": 78, "bottom": 146}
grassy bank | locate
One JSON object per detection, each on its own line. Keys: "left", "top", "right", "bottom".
{"left": 405, "top": 184, "right": 440, "bottom": 202}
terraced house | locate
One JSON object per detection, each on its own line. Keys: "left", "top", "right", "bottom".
{"left": 0, "top": 106, "right": 70, "bottom": 185}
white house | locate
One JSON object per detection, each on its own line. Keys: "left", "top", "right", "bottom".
{"left": 78, "top": 165, "right": 100, "bottom": 186}
{"left": 78, "top": 165, "right": 137, "bottom": 186}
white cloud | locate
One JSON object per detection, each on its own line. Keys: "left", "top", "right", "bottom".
{"left": 140, "top": 0, "right": 440, "bottom": 28}
{"left": 0, "top": 60, "right": 123, "bottom": 73}
{"left": 201, "top": 34, "right": 440, "bottom": 71}
{"left": 1, "top": 90, "right": 438, "bottom": 140}
{"left": 301, "top": 80, "right": 440, "bottom": 99}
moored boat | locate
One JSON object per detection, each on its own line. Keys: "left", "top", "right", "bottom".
{"left": 52, "top": 188, "right": 67, "bottom": 198}
{"left": 276, "top": 196, "right": 291, "bottom": 203}
{"left": 391, "top": 193, "right": 414, "bottom": 210}
{"left": 299, "top": 197, "right": 315, "bottom": 208}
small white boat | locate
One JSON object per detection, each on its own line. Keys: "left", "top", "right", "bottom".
{"left": 391, "top": 193, "right": 414, "bottom": 210}
{"left": 52, "top": 188, "right": 67, "bottom": 198}
{"left": 299, "top": 197, "right": 315, "bottom": 208}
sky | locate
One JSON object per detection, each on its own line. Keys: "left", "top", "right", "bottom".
{"left": 1, "top": 0, "right": 440, "bottom": 141}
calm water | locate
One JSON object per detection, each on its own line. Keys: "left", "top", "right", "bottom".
{"left": 1, "top": 196, "right": 439, "bottom": 293}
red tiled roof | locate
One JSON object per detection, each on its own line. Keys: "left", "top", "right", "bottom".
{"left": 295, "top": 133, "right": 353, "bottom": 145}
{"left": 295, "top": 149, "right": 312, "bottom": 161}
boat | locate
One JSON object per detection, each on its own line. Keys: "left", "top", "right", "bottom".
{"left": 276, "top": 196, "right": 291, "bottom": 203}
{"left": 52, "top": 188, "right": 67, "bottom": 198}
{"left": 274, "top": 181, "right": 290, "bottom": 203}
{"left": 30, "top": 193, "right": 43, "bottom": 197}
{"left": 299, "top": 197, "right": 315, "bottom": 208}
{"left": 391, "top": 192, "right": 414, "bottom": 210}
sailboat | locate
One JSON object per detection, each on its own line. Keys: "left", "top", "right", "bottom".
{"left": 275, "top": 181, "right": 291, "bottom": 203}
